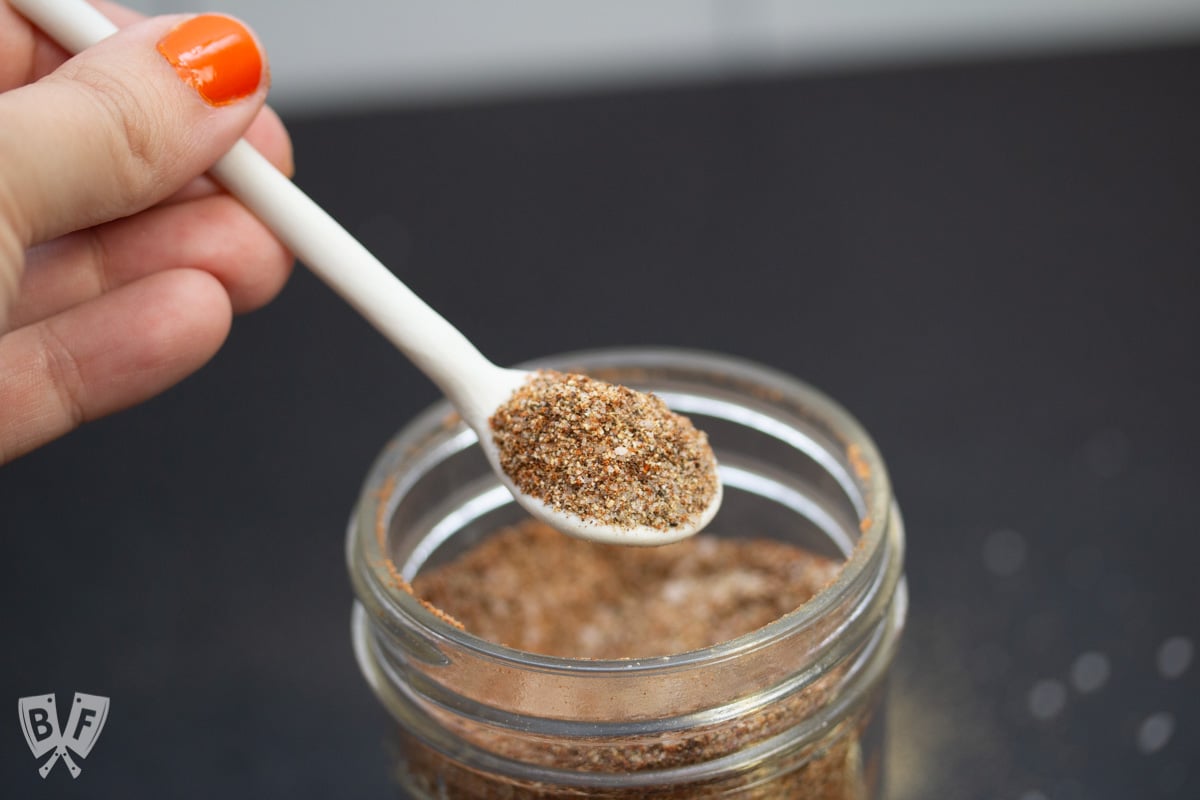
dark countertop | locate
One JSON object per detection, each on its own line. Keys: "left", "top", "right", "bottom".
{"left": 2, "top": 41, "right": 1198, "bottom": 799}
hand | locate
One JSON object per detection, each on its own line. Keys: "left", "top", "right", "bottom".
{"left": 0, "top": 1, "right": 294, "bottom": 464}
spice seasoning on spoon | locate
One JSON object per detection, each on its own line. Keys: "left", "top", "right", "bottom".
{"left": 489, "top": 371, "right": 719, "bottom": 532}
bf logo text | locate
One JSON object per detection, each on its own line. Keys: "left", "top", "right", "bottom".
{"left": 18, "top": 693, "right": 109, "bottom": 779}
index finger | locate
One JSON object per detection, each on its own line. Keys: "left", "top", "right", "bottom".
{"left": 1, "top": 0, "right": 143, "bottom": 90}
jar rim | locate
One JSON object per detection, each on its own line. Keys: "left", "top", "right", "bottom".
{"left": 349, "top": 346, "right": 897, "bottom": 677}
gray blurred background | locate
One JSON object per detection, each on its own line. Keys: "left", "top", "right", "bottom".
{"left": 4, "top": 2, "right": 1199, "bottom": 799}
{"left": 133, "top": 0, "right": 1200, "bottom": 112}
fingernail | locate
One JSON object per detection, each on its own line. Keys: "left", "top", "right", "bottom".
{"left": 157, "top": 14, "right": 264, "bottom": 107}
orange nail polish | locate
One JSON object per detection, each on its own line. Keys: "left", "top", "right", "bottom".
{"left": 157, "top": 14, "right": 263, "bottom": 107}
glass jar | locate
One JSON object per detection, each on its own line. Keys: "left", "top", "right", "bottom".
{"left": 347, "top": 348, "right": 907, "bottom": 799}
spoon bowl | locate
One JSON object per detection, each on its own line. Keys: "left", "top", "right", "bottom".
{"left": 462, "top": 365, "right": 723, "bottom": 546}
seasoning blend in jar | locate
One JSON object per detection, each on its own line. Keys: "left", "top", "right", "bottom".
{"left": 347, "top": 349, "right": 907, "bottom": 799}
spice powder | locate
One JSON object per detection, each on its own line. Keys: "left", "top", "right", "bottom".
{"left": 488, "top": 371, "right": 718, "bottom": 531}
{"left": 403, "top": 521, "right": 873, "bottom": 799}
{"left": 414, "top": 520, "right": 840, "bottom": 658}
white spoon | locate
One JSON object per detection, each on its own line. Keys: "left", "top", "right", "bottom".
{"left": 14, "top": 0, "right": 722, "bottom": 546}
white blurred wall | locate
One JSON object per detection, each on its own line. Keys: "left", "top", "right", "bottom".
{"left": 127, "top": 1, "right": 1200, "bottom": 112}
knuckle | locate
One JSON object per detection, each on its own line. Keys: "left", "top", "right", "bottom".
{"left": 84, "top": 227, "right": 113, "bottom": 297}
{"left": 187, "top": 199, "right": 293, "bottom": 312}
{"left": 35, "top": 321, "right": 87, "bottom": 429}
{"left": 231, "top": 230, "right": 293, "bottom": 312}
{"left": 59, "top": 63, "right": 174, "bottom": 202}
{"left": 0, "top": 220, "right": 23, "bottom": 329}
{"left": 0, "top": 163, "right": 30, "bottom": 305}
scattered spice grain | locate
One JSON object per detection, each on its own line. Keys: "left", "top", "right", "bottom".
{"left": 488, "top": 371, "right": 718, "bottom": 531}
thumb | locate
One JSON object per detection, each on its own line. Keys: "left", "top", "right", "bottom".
{"left": 0, "top": 13, "right": 269, "bottom": 249}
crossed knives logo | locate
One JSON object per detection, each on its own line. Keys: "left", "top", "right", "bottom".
{"left": 18, "top": 693, "right": 109, "bottom": 779}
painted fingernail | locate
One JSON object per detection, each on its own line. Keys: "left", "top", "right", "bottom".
{"left": 157, "top": 14, "right": 264, "bottom": 106}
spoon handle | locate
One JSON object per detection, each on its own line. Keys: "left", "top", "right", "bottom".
{"left": 13, "top": 0, "right": 499, "bottom": 406}
{"left": 212, "top": 140, "right": 499, "bottom": 406}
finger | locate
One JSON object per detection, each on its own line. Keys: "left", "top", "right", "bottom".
{"left": 91, "top": 101, "right": 293, "bottom": 213}
{"left": 6, "top": 103, "right": 294, "bottom": 222}
{"left": 0, "top": 267, "right": 231, "bottom": 464}
{"left": 12, "top": 192, "right": 293, "bottom": 328}
{"left": 164, "top": 104, "right": 296, "bottom": 205}
{"left": 0, "top": 12, "right": 271, "bottom": 249}
{"left": 1, "top": 3, "right": 293, "bottom": 188}
{"left": 1, "top": 1, "right": 147, "bottom": 91}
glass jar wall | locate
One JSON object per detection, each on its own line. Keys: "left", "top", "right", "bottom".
{"left": 347, "top": 348, "right": 907, "bottom": 799}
